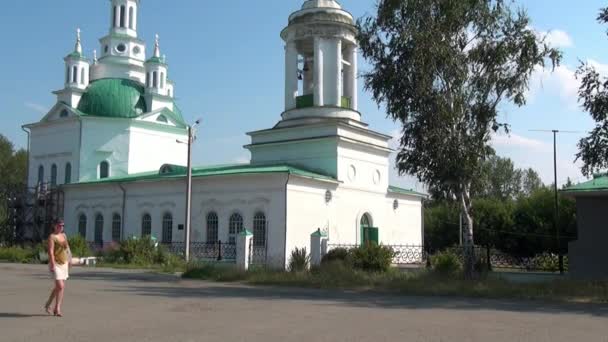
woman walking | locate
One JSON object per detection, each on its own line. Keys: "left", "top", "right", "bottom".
{"left": 45, "top": 218, "right": 70, "bottom": 317}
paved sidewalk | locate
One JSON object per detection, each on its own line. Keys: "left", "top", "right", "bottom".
{"left": 1, "top": 264, "right": 607, "bottom": 342}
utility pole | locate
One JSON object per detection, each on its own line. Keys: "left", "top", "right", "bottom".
{"left": 530, "top": 129, "right": 581, "bottom": 274}
{"left": 178, "top": 119, "right": 201, "bottom": 263}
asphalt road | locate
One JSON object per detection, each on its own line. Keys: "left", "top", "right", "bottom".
{"left": 1, "top": 264, "right": 607, "bottom": 342}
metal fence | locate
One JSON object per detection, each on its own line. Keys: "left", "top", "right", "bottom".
{"left": 249, "top": 240, "right": 267, "bottom": 265}
{"left": 326, "top": 243, "right": 566, "bottom": 272}
{"left": 162, "top": 241, "right": 237, "bottom": 261}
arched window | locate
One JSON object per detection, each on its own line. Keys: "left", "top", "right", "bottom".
{"left": 361, "top": 213, "right": 372, "bottom": 228}
{"left": 228, "top": 213, "right": 243, "bottom": 244}
{"left": 168, "top": 89, "right": 172, "bottom": 97}
{"left": 112, "top": 6, "right": 117, "bottom": 27}
{"left": 112, "top": 214, "right": 121, "bottom": 242}
{"left": 80, "top": 67, "right": 85, "bottom": 84}
{"left": 141, "top": 213, "right": 152, "bottom": 237}
{"left": 94, "top": 214, "right": 104, "bottom": 246}
{"left": 66, "top": 66, "right": 70, "bottom": 84}
{"left": 120, "top": 5, "right": 126, "bottom": 28}
{"left": 60, "top": 109, "right": 69, "bottom": 118}
{"left": 156, "top": 115, "right": 168, "bottom": 123}
{"left": 162, "top": 213, "right": 173, "bottom": 243}
{"left": 64, "top": 163, "right": 72, "bottom": 184}
{"left": 160, "top": 72, "right": 165, "bottom": 89}
{"left": 37, "top": 165, "right": 44, "bottom": 185}
{"left": 146, "top": 73, "right": 150, "bottom": 87}
{"left": 253, "top": 212, "right": 266, "bottom": 247}
{"left": 153, "top": 72, "right": 158, "bottom": 88}
{"left": 72, "top": 66, "right": 78, "bottom": 83}
{"left": 99, "top": 161, "right": 109, "bottom": 179}
{"left": 206, "top": 212, "right": 218, "bottom": 243}
{"left": 50, "top": 164, "right": 57, "bottom": 187}
{"left": 360, "top": 213, "right": 378, "bottom": 246}
{"left": 78, "top": 214, "right": 87, "bottom": 238}
{"left": 128, "top": 7, "right": 134, "bottom": 29}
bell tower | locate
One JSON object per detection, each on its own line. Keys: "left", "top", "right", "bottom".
{"left": 91, "top": 0, "right": 146, "bottom": 83}
{"left": 246, "top": 0, "right": 392, "bottom": 189}
{"left": 280, "top": 0, "right": 359, "bottom": 125}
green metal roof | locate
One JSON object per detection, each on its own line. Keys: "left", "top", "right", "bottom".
{"left": 77, "top": 78, "right": 146, "bottom": 118}
{"left": 70, "top": 164, "right": 338, "bottom": 186}
{"left": 388, "top": 185, "right": 427, "bottom": 198}
{"left": 145, "top": 56, "right": 167, "bottom": 65}
{"left": 562, "top": 173, "right": 608, "bottom": 194}
{"left": 65, "top": 51, "right": 87, "bottom": 61}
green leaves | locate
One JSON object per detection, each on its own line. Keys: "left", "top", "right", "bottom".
{"left": 357, "top": 0, "right": 560, "bottom": 196}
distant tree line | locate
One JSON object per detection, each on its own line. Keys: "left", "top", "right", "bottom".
{"left": 424, "top": 155, "right": 577, "bottom": 257}
{"left": 0, "top": 134, "right": 28, "bottom": 244}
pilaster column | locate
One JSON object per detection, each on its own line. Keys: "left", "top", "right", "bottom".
{"left": 114, "top": 5, "right": 121, "bottom": 28}
{"left": 351, "top": 46, "right": 358, "bottom": 111}
{"left": 285, "top": 41, "right": 299, "bottom": 110}
{"left": 334, "top": 39, "right": 342, "bottom": 107}
{"left": 314, "top": 37, "right": 324, "bottom": 106}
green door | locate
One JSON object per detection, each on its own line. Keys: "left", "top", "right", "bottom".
{"left": 360, "top": 214, "right": 379, "bottom": 245}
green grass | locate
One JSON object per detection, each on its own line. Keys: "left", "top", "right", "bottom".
{"left": 182, "top": 262, "right": 608, "bottom": 304}
{"left": 0, "top": 246, "right": 40, "bottom": 263}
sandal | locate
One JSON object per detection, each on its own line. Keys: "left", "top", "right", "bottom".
{"left": 53, "top": 309, "right": 63, "bottom": 317}
{"left": 44, "top": 306, "right": 53, "bottom": 315}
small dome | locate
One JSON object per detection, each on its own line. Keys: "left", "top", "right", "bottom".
{"left": 77, "top": 78, "right": 147, "bottom": 118}
{"left": 302, "top": 0, "right": 342, "bottom": 10}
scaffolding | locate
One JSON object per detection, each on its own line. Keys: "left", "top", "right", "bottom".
{"left": 1, "top": 183, "right": 64, "bottom": 246}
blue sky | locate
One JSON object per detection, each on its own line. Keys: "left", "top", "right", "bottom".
{"left": 1, "top": 0, "right": 607, "bottom": 190}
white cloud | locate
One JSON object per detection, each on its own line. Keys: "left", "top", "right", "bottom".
{"left": 233, "top": 155, "right": 250, "bottom": 164}
{"left": 491, "top": 132, "right": 549, "bottom": 150}
{"left": 544, "top": 30, "right": 574, "bottom": 48}
{"left": 24, "top": 102, "right": 48, "bottom": 114}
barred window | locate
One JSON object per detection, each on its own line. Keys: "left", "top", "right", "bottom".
{"left": 37, "top": 165, "right": 44, "bottom": 185}
{"left": 141, "top": 213, "right": 152, "bottom": 237}
{"left": 94, "top": 214, "right": 104, "bottom": 245}
{"left": 99, "top": 161, "right": 109, "bottom": 179}
{"left": 253, "top": 212, "right": 266, "bottom": 247}
{"left": 50, "top": 164, "right": 57, "bottom": 187}
{"left": 228, "top": 213, "right": 243, "bottom": 244}
{"left": 162, "top": 213, "right": 173, "bottom": 243}
{"left": 78, "top": 214, "right": 87, "bottom": 238}
{"left": 112, "top": 214, "right": 121, "bottom": 242}
{"left": 206, "top": 212, "right": 218, "bottom": 243}
{"left": 64, "top": 163, "right": 72, "bottom": 184}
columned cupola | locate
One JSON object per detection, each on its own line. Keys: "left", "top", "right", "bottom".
{"left": 279, "top": 0, "right": 359, "bottom": 125}
{"left": 91, "top": 0, "right": 146, "bottom": 83}
{"left": 144, "top": 35, "right": 174, "bottom": 111}
{"left": 54, "top": 28, "right": 91, "bottom": 108}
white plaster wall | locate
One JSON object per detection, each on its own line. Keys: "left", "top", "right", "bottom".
{"left": 337, "top": 141, "right": 390, "bottom": 191}
{"left": 286, "top": 177, "right": 338, "bottom": 268}
{"left": 330, "top": 187, "right": 423, "bottom": 246}
{"left": 249, "top": 139, "right": 338, "bottom": 177}
{"left": 285, "top": 177, "right": 423, "bottom": 267}
{"left": 28, "top": 120, "right": 81, "bottom": 187}
{"left": 79, "top": 118, "right": 131, "bottom": 181}
{"left": 127, "top": 124, "right": 187, "bottom": 174}
{"left": 64, "top": 173, "right": 288, "bottom": 267}
{"left": 91, "top": 59, "right": 145, "bottom": 84}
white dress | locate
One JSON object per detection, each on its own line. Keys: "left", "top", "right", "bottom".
{"left": 53, "top": 263, "right": 69, "bottom": 281}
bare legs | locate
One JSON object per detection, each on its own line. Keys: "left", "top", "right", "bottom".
{"left": 45, "top": 280, "right": 65, "bottom": 316}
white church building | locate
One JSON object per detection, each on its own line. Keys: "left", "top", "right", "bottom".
{"left": 23, "top": 0, "right": 425, "bottom": 268}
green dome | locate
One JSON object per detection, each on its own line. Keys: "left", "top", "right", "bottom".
{"left": 77, "top": 78, "right": 147, "bottom": 118}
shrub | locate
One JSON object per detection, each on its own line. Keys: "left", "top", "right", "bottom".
{"left": 119, "top": 237, "right": 157, "bottom": 265}
{"left": 0, "top": 246, "right": 36, "bottom": 263}
{"left": 321, "top": 248, "right": 351, "bottom": 265}
{"left": 288, "top": 247, "right": 310, "bottom": 272}
{"left": 182, "top": 263, "right": 247, "bottom": 282}
{"left": 68, "top": 235, "right": 91, "bottom": 257}
{"left": 431, "top": 250, "right": 462, "bottom": 277}
{"left": 349, "top": 244, "right": 395, "bottom": 273}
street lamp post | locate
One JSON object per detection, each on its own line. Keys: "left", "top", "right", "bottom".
{"left": 178, "top": 119, "right": 201, "bottom": 263}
